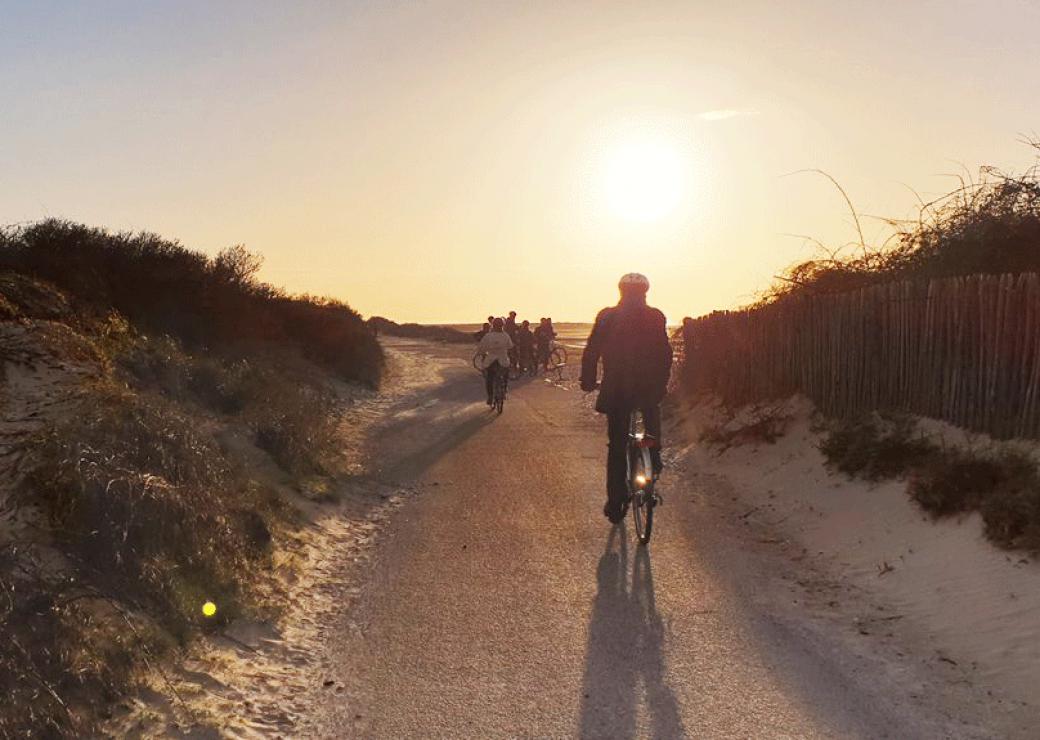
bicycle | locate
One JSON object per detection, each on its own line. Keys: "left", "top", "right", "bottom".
{"left": 472, "top": 353, "right": 508, "bottom": 413}
{"left": 536, "top": 342, "right": 568, "bottom": 382}
{"left": 474, "top": 350, "right": 524, "bottom": 381}
{"left": 626, "top": 410, "right": 661, "bottom": 545}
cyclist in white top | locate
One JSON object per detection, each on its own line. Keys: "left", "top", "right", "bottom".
{"left": 476, "top": 317, "right": 514, "bottom": 406}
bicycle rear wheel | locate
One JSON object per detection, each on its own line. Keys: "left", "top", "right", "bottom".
{"left": 548, "top": 348, "right": 566, "bottom": 381}
{"left": 634, "top": 492, "right": 653, "bottom": 546}
{"left": 494, "top": 373, "right": 506, "bottom": 414}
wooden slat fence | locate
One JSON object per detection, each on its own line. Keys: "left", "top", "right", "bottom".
{"left": 679, "top": 273, "right": 1040, "bottom": 439}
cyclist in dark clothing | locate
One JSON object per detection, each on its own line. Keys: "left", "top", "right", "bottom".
{"left": 580, "top": 273, "right": 673, "bottom": 524}
{"left": 534, "top": 317, "right": 556, "bottom": 370}
{"left": 515, "top": 320, "right": 536, "bottom": 373}
{"left": 504, "top": 311, "right": 520, "bottom": 369}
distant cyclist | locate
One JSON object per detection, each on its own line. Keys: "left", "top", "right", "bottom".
{"left": 534, "top": 317, "right": 556, "bottom": 370}
{"left": 476, "top": 317, "right": 513, "bottom": 406}
{"left": 515, "top": 319, "right": 536, "bottom": 374}
{"left": 580, "top": 273, "right": 673, "bottom": 523}
{"left": 505, "top": 311, "right": 520, "bottom": 369}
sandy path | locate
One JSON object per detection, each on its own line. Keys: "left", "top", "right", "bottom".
{"left": 676, "top": 398, "right": 1039, "bottom": 737}
{"left": 303, "top": 341, "right": 992, "bottom": 738}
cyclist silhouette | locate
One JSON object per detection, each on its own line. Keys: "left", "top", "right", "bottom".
{"left": 580, "top": 273, "right": 673, "bottom": 523}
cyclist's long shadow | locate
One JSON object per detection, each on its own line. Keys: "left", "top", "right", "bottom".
{"left": 578, "top": 528, "right": 685, "bottom": 739}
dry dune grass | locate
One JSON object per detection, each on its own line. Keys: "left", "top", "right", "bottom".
{"left": 0, "top": 225, "right": 379, "bottom": 736}
{"left": 760, "top": 143, "right": 1040, "bottom": 305}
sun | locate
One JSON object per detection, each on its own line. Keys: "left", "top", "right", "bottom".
{"left": 602, "top": 136, "right": 686, "bottom": 223}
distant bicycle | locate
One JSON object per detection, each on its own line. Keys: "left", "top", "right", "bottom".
{"left": 490, "top": 365, "right": 507, "bottom": 414}
{"left": 627, "top": 409, "right": 661, "bottom": 545}
{"left": 476, "top": 349, "right": 562, "bottom": 381}
{"left": 536, "top": 342, "right": 568, "bottom": 381}
{"left": 472, "top": 353, "right": 509, "bottom": 413}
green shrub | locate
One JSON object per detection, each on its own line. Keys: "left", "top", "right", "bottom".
{"left": 824, "top": 416, "right": 1040, "bottom": 552}
{"left": 819, "top": 414, "right": 936, "bottom": 480}
{"left": 907, "top": 453, "right": 1008, "bottom": 516}
{"left": 908, "top": 447, "right": 1040, "bottom": 549}
{"left": 976, "top": 452, "right": 1040, "bottom": 549}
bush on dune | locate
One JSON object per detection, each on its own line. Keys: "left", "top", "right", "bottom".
{"left": 0, "top": 220, "right": 383, "bottom": 385}
{"left": 108, "top": 324, "right": 345, "bottom": 474}
{"left": 367, "top": 315, "right": 474, "bottom": 344}
{"left": 0, "top": 222, "right": 375, "bottom": 735}
{"left": 1, "top": 381, "right": 288, "bottom": 736}
{"left": 820, "top": 415, "right": 1040, "bottom": 552}
{"left": 818, "top": 413, "right": 936, "bottom": 481}
{"left": 25, "top": 386, "right": 276, "bottom": 637}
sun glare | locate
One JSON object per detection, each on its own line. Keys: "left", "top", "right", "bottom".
{"left": 602, "top": 136, "right": 686, "bottom": 223}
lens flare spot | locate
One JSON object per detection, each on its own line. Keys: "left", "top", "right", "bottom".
{"left": 202, "top": 601, "right": 217, "bottom": 618}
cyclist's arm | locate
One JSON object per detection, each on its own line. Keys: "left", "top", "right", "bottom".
{"left": 650, "top": 309, "right": 673, "bottom": 398}
{"left": 580, "top": 309, "right": 609, "bottom": 391}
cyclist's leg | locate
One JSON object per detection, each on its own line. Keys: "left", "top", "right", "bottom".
{"left": 605, "top": 409, "right": 631, "bottom": 520}
{"left": 642, "top": 404, "right": 663, "bottom": 475}
{"left": 485, "top": 363, "right": 496, "bottom": 404}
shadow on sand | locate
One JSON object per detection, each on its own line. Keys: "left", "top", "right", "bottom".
{"left": 578, "top": 527, "right": 685, "bottom": 739}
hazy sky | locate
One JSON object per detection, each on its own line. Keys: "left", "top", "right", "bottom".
{"left": 3, "top": 0, "right": 1039, "bottom": 323}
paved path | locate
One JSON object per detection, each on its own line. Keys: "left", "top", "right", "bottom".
{"left": 309, "top": 345, "right": 976, "bottom": 738}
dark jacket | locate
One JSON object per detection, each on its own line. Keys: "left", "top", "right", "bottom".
{"left": 515, "top": 326, "right": 535, "bottom": 349}
{"left": 580, "top": 299, "right": 673, "bottom": 413}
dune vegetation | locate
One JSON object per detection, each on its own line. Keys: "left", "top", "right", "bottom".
{"left": 759, "top": 142, "right": 1040, "bottom": 304}
{"left": 0, "top": 221, "right": 382, "bottom": 737}
{"left": 367, "top": 315, "right": 474, "bottom": 344}
{"left": 682, "top": 146, "right": 1040, "bottom": 553}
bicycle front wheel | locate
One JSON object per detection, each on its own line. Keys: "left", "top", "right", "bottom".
{"left": 630, "top": 450, "right": 654, "bottom": 545}
{"left": 632, "top": 490, "right": 653, "bottom": 545}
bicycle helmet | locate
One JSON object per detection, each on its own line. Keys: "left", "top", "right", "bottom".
{"left": 618, "top": 273, "right": 650, "bottom": 292}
